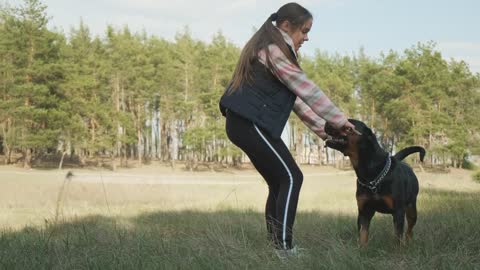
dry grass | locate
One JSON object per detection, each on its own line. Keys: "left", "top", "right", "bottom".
{"left": 0, "top": 164, "right": 478, "bottom": 230}
{"left": 0, "top": 164, "right": 479, "bottom": 269}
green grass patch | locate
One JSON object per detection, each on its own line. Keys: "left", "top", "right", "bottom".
{"left": 463, "top": 159, "right": 478, "bottom": 170}
{"left": 1, "top": 168, "right": 479, "bottom": 269}
{"left": 473, "top": 171, "right": 480, "bottom": 183}
{"left": 1, "top": 188, "right": 479, "bottom": 270}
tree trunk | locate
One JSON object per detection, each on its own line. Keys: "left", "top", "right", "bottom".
{"left": 23, "top": 148, "right": 32, "bottom": 169}
{"left": 169, "top": 121, "right": 178, "bottom": 168}
{"left": 58, "top": 151, "right": 67, "bottom": 170}
{"left": 184, "top": 63, "right": 189, "bottom": 102}
{"left": 137, "top": 125, "right": 142, "bottom": 166}
{"left": 113, "top": 75, "right": 122, "bottom": 159}
{"left": 157, "top": 111, "right": 162, "bottom": 161}
{"left": 23, "top": 32, "right": 35, "bottom": 169}
{"left": 6, "top": 148, "right": 12, "bottom": 165}
{"left": 1, "top": 120, "right": 11, "bottom": 165}
{"left": 90, "top": 118, "right": 96, "bottom": 150}
{"left": 136, "top": 104, "right": 142, "bottom": 166}
{"left": 78, "top": 148, "right": 86, "bottom": 167}
{"left": 294, "top": 124, "right": 302, "bottom": 162}
{"left": 161, "top": 122, "right": 168, "bottom": 162}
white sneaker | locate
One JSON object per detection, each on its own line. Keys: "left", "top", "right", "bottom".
{"left": 274, "top": 246, "right": 306, "bottom": 260}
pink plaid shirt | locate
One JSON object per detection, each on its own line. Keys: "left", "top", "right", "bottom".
{"left": 258, "top": 28, "right": 348, "bottom": 139}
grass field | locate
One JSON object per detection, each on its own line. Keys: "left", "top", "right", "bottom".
{"left": 0, "top": 164, "right": 479, "bottom": 269}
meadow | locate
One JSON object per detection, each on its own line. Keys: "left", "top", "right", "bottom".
{"left": 0, "top": 164, "right": 479, "bottom": 270}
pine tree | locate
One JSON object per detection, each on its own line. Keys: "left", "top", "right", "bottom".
{"left": 1, "top": 0, "right": 67, "bottom": 168}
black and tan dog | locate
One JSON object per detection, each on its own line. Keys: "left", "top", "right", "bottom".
{"left": 324, "top": 119, "right": 425, "bottom": 246}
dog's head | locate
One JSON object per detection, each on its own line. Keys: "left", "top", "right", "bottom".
{"left": 324, "top": 119, "right": 376, "bottom": 157}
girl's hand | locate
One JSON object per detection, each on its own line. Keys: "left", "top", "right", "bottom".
{"left": 340, "top": 121, "right": 361, "bottom": 136}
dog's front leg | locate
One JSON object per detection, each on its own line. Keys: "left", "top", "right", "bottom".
{"left": 357, "top": 209, "right": 375, "bottom": 247}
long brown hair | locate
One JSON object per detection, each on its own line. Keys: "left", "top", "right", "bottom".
{"left": 229, "top": 2, "right": 312, "bottom": 91}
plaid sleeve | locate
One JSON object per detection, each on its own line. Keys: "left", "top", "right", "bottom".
{"left": 258, "top": 44, "right": 348, "bottom": 129}
{"left": 293, "top": 97, "right": 327, "bottom": 140}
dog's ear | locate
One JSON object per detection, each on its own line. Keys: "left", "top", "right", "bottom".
{"left": 358, "top": 126, "right": 376, "bottom": 149}
{"left": 366, "top": 127, "right": 379, "bottom": 144}
{"left": 365, "top": 127, "right": 374, "bottom": 137}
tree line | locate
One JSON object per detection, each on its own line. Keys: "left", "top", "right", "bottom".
{"left": 1, "top": 0, "right": 479, "bottom": 169}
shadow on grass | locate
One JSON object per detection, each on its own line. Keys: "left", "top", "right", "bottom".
{"left": 1, "top": 188, "right": 479, "bottom": 270}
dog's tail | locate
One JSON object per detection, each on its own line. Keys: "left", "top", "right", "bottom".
{"left": 393, "top": 146, "right": 426, "bottom": 162}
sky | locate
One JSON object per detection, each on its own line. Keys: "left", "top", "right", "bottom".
{"left": 4, "top": 0, "right": 480, "bottom": 74}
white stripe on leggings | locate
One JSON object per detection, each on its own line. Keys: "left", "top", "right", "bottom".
{"left": 253, "top": 124, "right": 293, "bottom": 250}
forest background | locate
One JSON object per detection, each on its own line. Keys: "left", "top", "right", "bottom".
{"left": 1, "top": 0, "right": 479, "bottom": 170}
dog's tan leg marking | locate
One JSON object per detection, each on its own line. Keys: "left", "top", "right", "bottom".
{"left": 356, "top": 196, "right": 369, "bottom": 211}
{"left": 357, "top": 196, "right": 371, "bottom": 247}
{"left": 359, "top": 226, "right": 369, "bottom": 247}
{"left": 382, "top": 195, "right": 394, "bottom": 210}
{"left": 405, "top": 206, "right": 417, "bottom": 241}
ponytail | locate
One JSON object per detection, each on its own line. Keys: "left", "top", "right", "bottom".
{"left": 229, "top": 3, "right": 312, "bottom": 91}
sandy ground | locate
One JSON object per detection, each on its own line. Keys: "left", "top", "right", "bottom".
{"left": 0, "top": 163, "right": 478, "bottom": 230}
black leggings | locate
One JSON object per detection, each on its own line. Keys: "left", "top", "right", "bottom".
{"left": 225, "top": 110, "right": 303, "bottom": 249}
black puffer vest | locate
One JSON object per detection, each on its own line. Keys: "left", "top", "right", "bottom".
{"left": 219, "top": 46, "right": 296, "bottom": 139}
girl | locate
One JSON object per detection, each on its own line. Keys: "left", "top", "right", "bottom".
{"left": 219, "top": 2, "right": 355, "bottom": 256}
